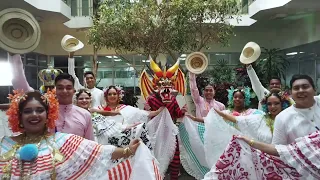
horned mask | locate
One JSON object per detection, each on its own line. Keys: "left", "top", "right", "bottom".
{"left": 139, "top": 58, "right": 186, "bottom": 103}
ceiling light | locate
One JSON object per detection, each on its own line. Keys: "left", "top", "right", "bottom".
{"left": 113, "top": 56, "right": 118, "bottom": 58}
{"left": 114, "top": 59, "right": 122, "bottom": 61}
{"left": 106, "top": 56, "right": 112, "bottom": 58}
{"left": 216, "top": 53, "right": 225, "bottom": 56}
{"left": 74, "top": 56, "right": 82, "bottom": 58}
{"left": 180, "top": 54, "right": 187, "bottom": 57}
{"left": 286, "top": 52, "right": 298, "bottom": 56}
{"left": 142, "top": 60, "right": 150, "bottom": 62}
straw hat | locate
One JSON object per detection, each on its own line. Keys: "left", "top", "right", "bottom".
{"left": 239, "top": 42, "right": 261, "bottom": 64}
{"left": 185, "top": 52, "right": 208, "bottom": 74}
{"left": 0, "top": 8, "right": 41, "bottom": 54}
{"left": 61, "top": 35, "right": 84, "bottom": 52}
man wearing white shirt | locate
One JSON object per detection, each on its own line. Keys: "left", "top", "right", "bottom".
{"left": 272, "top": 74, "right": 319, "bottom": 145}
{"left": 68, "top": 53, "right": 105, "bottom": 108}
{"left": 246, "top": 65, "right": 282, "bottom": 109}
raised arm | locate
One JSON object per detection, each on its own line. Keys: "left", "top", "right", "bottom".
{"left": 246, "top": 65, "right": 269, "bottom": 101}
{"left": 9, "top": 54, "right": 33, "bottom": 91}
{"left": 68, "top": 54, "right": 84, "bottom": 90}
{"left": 214, "top": 109, "right": 237, "bottom": 123}
{"left": 189, "top": 72, "right": 201, "bottom": 104}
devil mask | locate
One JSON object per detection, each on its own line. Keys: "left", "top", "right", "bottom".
{"left": 139, "top": 58, "right": 186, "bottom": 104}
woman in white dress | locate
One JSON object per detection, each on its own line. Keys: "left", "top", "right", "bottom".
{"left": 177, "top": 87, "right": 263, "bottom": 179}
{"left": 215, "top": 89, "right": 293, "bottom": 143}
{"left": 75, "top": 87, "right": 162, "bottom": 150}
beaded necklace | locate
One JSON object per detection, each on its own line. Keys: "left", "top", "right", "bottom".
{"left": 0, "top": 133, "right": 64, "bottom": 180}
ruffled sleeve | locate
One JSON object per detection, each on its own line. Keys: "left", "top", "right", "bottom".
{"left": 236, "top": 114, "right": 273, "bottom": 143}
{"left": 120, "top": 106, "right": 150, "bottom": 125}
{"left": 275, "top": 131, "right": 320, "bottom": 179}
{"left": 55, "top": 133, "right": 161, "bottom": 179}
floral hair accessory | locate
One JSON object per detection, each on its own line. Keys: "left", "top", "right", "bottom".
{"left": 103, "top": 85, "right": 125, "bottom": 100}
{"left": 261, "top": 91, "right": 293, "bottom": 114}
{"left": 227, "top": 86, "right": 251, "bottom": 108}
{"left": 6, "top": 89, "right": 59, "bottom": 133}
{"left": 75, "top": 89, "right": 91, "bottom": 97}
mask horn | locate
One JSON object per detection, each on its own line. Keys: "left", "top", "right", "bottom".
{"left": 150, "top": 58, "right": 163, "bottom": 78}
{"left": 166, "top": 59, "right": 180, "bottom": 78}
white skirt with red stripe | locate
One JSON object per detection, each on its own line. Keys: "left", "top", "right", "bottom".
{"left": 0, "top": 132, "right": 162, "bottom": 180}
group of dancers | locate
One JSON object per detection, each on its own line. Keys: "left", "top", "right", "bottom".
{"left": 0, "top": 43, "right": 319, "bottom": 180}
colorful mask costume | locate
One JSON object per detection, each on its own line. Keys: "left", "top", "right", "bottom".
{"left": 38, "top": 65, "right": 63, "bottom": 94}
{"left": 140, "top": 58, "right": 186, "bottom": 180}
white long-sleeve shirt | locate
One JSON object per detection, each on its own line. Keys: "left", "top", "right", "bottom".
{"left": 272, "top": 96, "right": 320, "bottom": 145}
{"left": 68, "top": 58, "right": 105, "bottom": 108}
{"left": 246, "top": 65, "right": 270, "bottom": 110}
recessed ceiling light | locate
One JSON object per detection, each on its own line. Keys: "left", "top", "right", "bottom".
{"left": 286, "top": 52, "right": 298, "bottom": 56}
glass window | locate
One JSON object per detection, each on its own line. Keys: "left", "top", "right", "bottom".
{"left": 103, "top": 70, "right": 113, "bottom": 78}
{"left": 38, "top": 54, "right": 47, "bottom": 67}
{"left": 98, "top": 56, "right": 114, "bottom": 67}
{"left": 25, "top": 66, "right": 38, "bottom": 89}
{"left": 82, "top": 0, "right": 89, "bottom": 16}
{"left": 134, "top": 55, "right": 148, "bottom": 66}
{"left": 230, "top": 52, "right": 241, "bottom": 65}
{"left": 299, "top": 60, "right": 315, "bottom": 81}
{"left": 0, "top": 86, "right": 11, "bottom": 103}
{"left": 113, "top": 56, "right": 129, "bottom": 66}
{"left": 70, "top": 0, "right": 78, "bottom": 16}
{"left": 285, "top": 62, "right": 299, "bottom": 87}
{"left": 26, "top": 53, "right": 37, "bottom": 65}
{"left": 214, "top": 53, "right": 230, "bottom": 65}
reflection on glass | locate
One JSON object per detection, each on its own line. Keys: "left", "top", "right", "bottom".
{"left": 38, "top": 55, "right": 47, "bottom": 67}
{"left": 26, "top": 53, "right": 37, "bottom": 65}
{"left": 25, "top": 66, "right": 37, "bottom": 89}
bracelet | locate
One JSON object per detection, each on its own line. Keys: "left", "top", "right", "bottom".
{"left": 123, "top": 147, "right": 132, "bottom": 157}
{"left": 249, "top": 139, "right": 254, "bottom": 146}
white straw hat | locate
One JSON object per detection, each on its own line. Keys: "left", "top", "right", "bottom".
{"left": 61, "top": 35, "right": 84, "bottom": 52}
{"left": 239, "top": 42, "right": 261, "bottom": 64}
{"left": 0, "top": 8, "right": 41, "bottom": 54}
{"left": 185, "top": 52, "right": 208, "bottom": 74}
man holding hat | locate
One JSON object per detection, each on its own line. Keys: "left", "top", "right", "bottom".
{"left": 61, "top": 35, "right": 105, "bottom": 109}
{"left": 239, "top": 42, "right": 283, "bottom": 109}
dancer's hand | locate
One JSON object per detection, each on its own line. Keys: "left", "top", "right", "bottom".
{"left": 185, "top": 113, "right": 195, "bottom": 121}
{"left": 214, "top": 108, "right": 226, "bottom": 117}
{"left": 128, "top": 139, "right": 141, "bottom": 156}
{"left": 125, "top": 122, "right": 141, "bottom": 130}
{"left": 181, "top": 104, "right": 188, "bottom": 113}
{"left": 89, "top": 108, "right": 99, "bottom": 113}
{"left": 236, "top": 135, "right": 251, "bottom": 144}
{"left": 144, "top": 103, "right": 151, "bottom": 111}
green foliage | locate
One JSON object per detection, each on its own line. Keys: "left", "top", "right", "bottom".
{"left": 254, "top": 47, "right": 289, "bottom": 87}
{"left": 88, "top": 0, "right": 240, "bottom": 59}
{"left": 201, "top": 59, "right": 235, "bottom": 84}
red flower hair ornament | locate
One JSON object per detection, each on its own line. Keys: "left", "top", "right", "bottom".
{"left": 6, "top": 89, "right": 59, "bottom": 133}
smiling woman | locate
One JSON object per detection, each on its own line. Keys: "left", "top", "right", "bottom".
{"left": 0, "top": 90, "right": 161, "bottom": 179}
